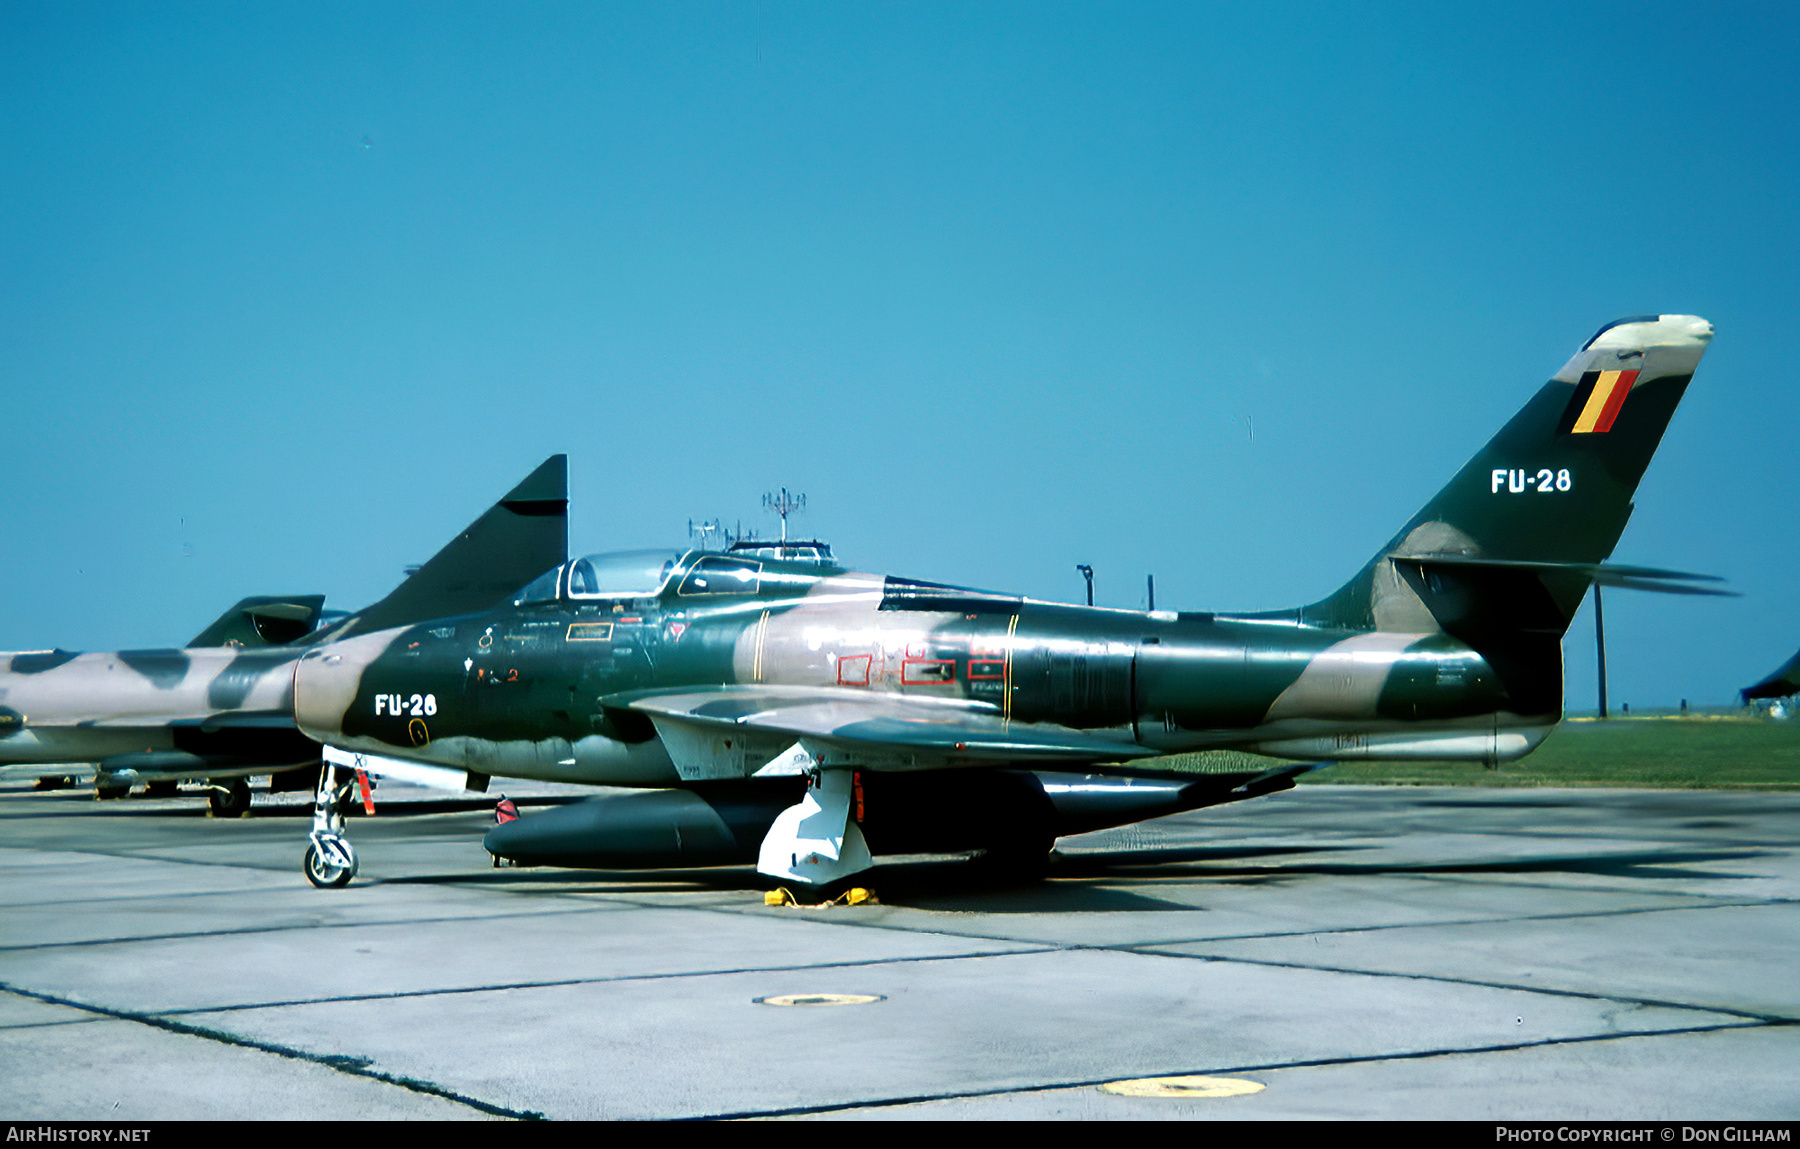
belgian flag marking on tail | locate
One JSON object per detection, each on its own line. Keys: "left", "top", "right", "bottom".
{"left": 1558, "top": 369, "right": 1640, "bottom": 435}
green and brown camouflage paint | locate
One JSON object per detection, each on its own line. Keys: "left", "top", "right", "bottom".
{"left": 294, "top": 317, "right": 1716, "bottom": 790}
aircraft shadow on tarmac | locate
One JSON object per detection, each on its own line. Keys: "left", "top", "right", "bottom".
{"left": 1051, "top": 843, "right": 1766, "bottom": 884}
{"left": 383, "top": 857, "right": 1222, "bottom": 913}
{"left": 382, "top": 839, "right": 1769, "bottom": 913}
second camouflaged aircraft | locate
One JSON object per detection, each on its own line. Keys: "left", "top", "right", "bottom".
{"left": 0, "top": 457, "right": 570, "bottom": 812}
{"left": 292, "top": 315, "right": 1722, "bottom": 890}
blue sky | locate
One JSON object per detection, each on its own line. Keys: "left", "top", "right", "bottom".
{"left": 3, "top": 2, "right": 1796, "bottom": 708}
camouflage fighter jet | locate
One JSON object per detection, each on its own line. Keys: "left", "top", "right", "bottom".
{"left": 0, "top": 456, "right": 569, "bottom": 815}
{"left": 290, "top": 316, "right": 1719, "bottom": 890}
{"left": 1, "top": 594, "right": 330, "bottom": 800}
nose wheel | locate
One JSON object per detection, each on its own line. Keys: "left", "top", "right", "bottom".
{"left": 304, "top": 838, "right": 357, "bottom": 888}
{"left": 303, "top": 759, "right": 360, "bottom": 889}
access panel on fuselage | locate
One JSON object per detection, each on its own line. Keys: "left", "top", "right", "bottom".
{"left": 1009, "top": 638, "right": 1135, "bottom": 729}
{"left": 1132, "top": 630, "right": 1261, "bottom": 747}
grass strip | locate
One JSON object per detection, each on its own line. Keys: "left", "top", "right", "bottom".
{"left": 1142, "top": 716, "right": 1800, "bottom": 790}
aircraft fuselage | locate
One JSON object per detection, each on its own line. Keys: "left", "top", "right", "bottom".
{"left": 0, "top": 646, "right": 316, "bottom": 773}
{"left": 293, "top": 557, "right": 1557, "bottom": 786}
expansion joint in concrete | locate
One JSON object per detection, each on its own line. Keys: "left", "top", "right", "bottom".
{"left": 691, "top": 1018, "right": 1783, "bottom": 1121}
{"left": 0, "top": 981, "right": 545, "bottom": 1121}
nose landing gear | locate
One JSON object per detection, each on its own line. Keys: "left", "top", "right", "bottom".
{"left": 304, "top": 760, "right": 359, "bottom": 889}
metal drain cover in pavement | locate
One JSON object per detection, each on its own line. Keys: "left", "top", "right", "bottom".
{"left": 1099, "top": 1075, "right": 1265, "bottom": 1098}
{"left": 754, "top": 993, "right": 885, "bottom": 1007}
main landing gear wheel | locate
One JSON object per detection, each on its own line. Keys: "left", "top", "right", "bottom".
{"left": 304, "top": 841, "right": 357, "bottom": 889}
{"left": 208, "top": 778, "right": 252, "bottom": 818}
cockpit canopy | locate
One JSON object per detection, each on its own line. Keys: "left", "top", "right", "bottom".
{"left": 509, "top": 546, "right": 833, "bottom": 607}
{"left": 513, "top": 549, "right": 684, "bottom": 605}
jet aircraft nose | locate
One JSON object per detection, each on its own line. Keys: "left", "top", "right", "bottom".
{"left": 292, "top": 630, "right": 399, "bottom": 744}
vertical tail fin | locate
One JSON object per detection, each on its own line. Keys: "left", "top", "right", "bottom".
{"left": 334, "top": 455, "right": 569, "bottom": 639}
{"left": 1309, "top": 315, "right": 1713, "bottom": 635}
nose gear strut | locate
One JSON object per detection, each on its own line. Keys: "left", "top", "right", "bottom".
{"left": 304, "top": 758, "right": 359, "bottom": 888}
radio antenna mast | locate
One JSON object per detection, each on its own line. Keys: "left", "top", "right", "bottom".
{"left": 687, "top": 518, "right": 726, "bottom": 551}
{"left": 762, "top": 488, "right": 806, "bottom": 543}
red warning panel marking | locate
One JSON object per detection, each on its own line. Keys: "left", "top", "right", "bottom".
{"left": 837, "top": 654, "right": 872, "bottom": 686}
{"left": 902, "top": 658, "right": 956, "bottom": 685}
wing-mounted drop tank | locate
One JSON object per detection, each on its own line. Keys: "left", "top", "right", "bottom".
{"left": 481, "top": 764, "right": 1317, "bottom": 872}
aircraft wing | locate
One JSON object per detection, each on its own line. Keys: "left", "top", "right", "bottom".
{"left": 93, "top": 711, "right": 320, "bottom": 779}
{"left": 606, "top": 685, "right": 1154, "bottom": 781}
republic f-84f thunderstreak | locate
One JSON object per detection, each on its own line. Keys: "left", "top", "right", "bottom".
{"left": 292, "top": 315, "right": 1721, "bottom": 890}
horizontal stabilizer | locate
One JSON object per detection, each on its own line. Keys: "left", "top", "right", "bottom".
{"left": 1391, "top": 553, "right": 1736, "bottom": 596}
